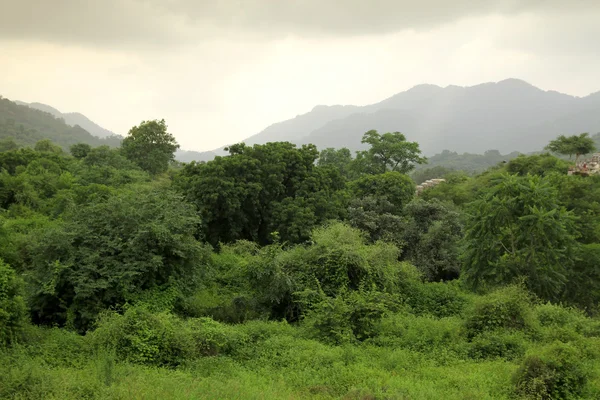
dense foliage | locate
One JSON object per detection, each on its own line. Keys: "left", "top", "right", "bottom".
{"left": 1, "top": 122, "right": 600, "bottom": 399}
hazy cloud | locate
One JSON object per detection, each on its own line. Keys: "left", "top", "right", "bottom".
{"left": 1, "top": 0, "right": 598, "bottom": 47}
{"left": 1, "top": 1, "right": 599, "bottom": 152}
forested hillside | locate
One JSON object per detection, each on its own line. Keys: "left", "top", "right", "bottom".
{"left": 1, "top": 123, "right": 600, "bottom": 399}
{"left": 0, "top": 96, "right": 121, "bottom": 150}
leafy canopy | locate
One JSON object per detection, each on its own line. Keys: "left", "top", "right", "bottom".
{"left": 462, "top": 174, "right": 578, "bottom": 301}
{"left": 122, "top": 119, "right": 179, "bottom": 175}
{"left": 355, "top": 130, "right": 426, "bottom": 175}
{"left": 26, "top": 186, "right": 207, "bottom": 331}
{"left": 545, "top": 133, "right": 595, "bottom": 162}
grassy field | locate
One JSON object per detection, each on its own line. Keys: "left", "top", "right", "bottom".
{"left": 3, "top": 293, "right": 600, "bottom": 399}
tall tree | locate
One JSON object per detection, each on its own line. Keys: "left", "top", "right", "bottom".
{"left": 176, "top": 142, "right": 346, "bottom": 246}
{"left": 399, "top": 199, "right": 463, "bottom": 281}
{"left": 350, "top": 171, "right": 415, "bottom": 214}
{"left": 121, "top": 119, "right": 179, "bottom": 175}
{"left": 545, "top": 133, "right": 596, "bottom": 163}
{"left": 318, "top": 147, "right": 354, "bottom": 179}
{"left": 355, "top": 130, "right": 426, "bottom": 175}
{"left": 462, "top": 174, "right": 578, "bottom": 301}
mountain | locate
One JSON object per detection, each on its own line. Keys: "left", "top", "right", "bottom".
{"left": 16, "top": 101, "right": 119, "bottom": 139}
{"left": 0, "top": 96, "right": 122, "bottom": 150}
{"left": 202, "top": 79, "right": 600, "bottom": 161}
{"left": 175, "top": 149, "right": 218, "bottom": 163}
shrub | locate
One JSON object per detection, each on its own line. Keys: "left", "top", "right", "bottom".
{"left": 534, "top": 303, "right": 586, "bottom": 329}
{"left": 301, "top": 290, "right": 401, "bottom": 345}
{"left": 302, "top": 294, "right": 355, "bottom": 345}
{"left": 90, "top": 307, "right": 195, "bottom": 366}
{"left": 186, "top": 317, "right": 249, "bottom": 357}
{"left": 91, "top": 307, "right": 249, "bottom": 366}
{"left": 464, "top": 285, "right": 536, "bottom": 338}
{"left": 403, "top": 281, "right": 469, "bottom": 318}
{"left": 176, "top": 287, "right": 262, "bottom": 323}
{"left": 513, "top": 342, "right": 588, "bottom": 399}
{"left": 468, "top": 330, "right": 527, "bottom": 360}
{"left": 0, "top": 259, "right": 27, "bottom": 346}
{"left": 371, "top": 313, "right": 464, "bottom": 355}
{"left": 26, "top": 187, "right": 209, "bottom": 331}
{"left": 245, "top": 223, "right": 418, "bottom": 321}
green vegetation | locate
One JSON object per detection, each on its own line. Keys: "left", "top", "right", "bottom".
{"left": 0, "top": 96, "right": 121, "bottom": 151}
{"left": 1, "top": 120, "right": 600, "bottom": 399}
{"left": 545, "top": 133, "right": 596, "bottom": 163}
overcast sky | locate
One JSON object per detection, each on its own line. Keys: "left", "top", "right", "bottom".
{"left": 1, "top": 1, "right": 599, "bottom": 151}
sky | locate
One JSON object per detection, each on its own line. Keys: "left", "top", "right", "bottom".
{"left": 1, "top": 1, "right": 599, "bottom": 152}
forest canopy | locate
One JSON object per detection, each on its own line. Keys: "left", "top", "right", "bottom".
{"left": 1, "top": 119, "right": 600, "bottom": 399}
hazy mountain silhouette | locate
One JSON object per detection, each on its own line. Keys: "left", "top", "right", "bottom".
{"left": 212, "top": 78, "right": 600, "bottom": 159}
{"left": 16, "top": 101, "right": 119, "bottom": 139}
{"left": 11, "top": 78, "right": 600, "bottom": 162}
{"left": 1, "top": 96, "right": 122, "bottom": 149}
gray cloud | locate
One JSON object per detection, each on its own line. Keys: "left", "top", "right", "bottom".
{"left": 1, "top": 0, "right": 598, "bottom": 47}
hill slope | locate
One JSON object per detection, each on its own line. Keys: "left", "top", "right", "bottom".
{"left": 224, "top": 79, "right": 600, "bottom": 157}
{"left": 0, "top": 96, "right": 121, "bottom": 150}
{"left": 16, "top": 101, "right": 119, "bottom": 139}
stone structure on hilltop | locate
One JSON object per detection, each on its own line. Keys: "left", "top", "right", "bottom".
{"left": 415, "top": 178, "right": 446, "bottom": 195}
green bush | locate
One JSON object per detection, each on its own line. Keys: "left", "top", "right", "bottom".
{"left": 26, "top": 187, "right": 209, "bottom": 331}
{"left": 464, "top": 285, "right": 536, "bottom": 338}
{"left": 186, "top": 317, "right": 249, "bottom": 357}
{"left": 176, "top": 287, "right": 262, "bottom": 323}
{"left": 513, "top": 342, "right": 589, "bottom": 399}
{"left": 302, "top": 294, "right": 355, "bottom": 345}
{"left": 301, "top": 290, "right": 401, "bottom": 345}
{"left": 535, "top": 303, "right": 586, "bottom": 328}
{"left": 91, "top": 307, "right": 250, "bottom": 366}
{"left": 468, "top": 330, "right": 527, "bottom": 360}
{"left": 90, "top": 307, "right": 195, "bottom": 366}
{"left": 371, "top": 313, "right": 465, "bottom": 356}
{"left": 244, "top": 223, "right": 419, "bottom": 321}
{"left": 404, "top": 280, "right": 469, "bottom": 318}
{"left": 0, "top": 259, "right": 27, "bottom": 346}
{"left": 533, "top": 302, "right": 600, "bottom": 341}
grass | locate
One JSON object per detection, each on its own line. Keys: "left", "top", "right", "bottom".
{"left": 2, "top": 287, "right": 600, "bottom": 399}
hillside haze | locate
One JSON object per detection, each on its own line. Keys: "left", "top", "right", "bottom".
{"left": 0, "top": 97, "right": 122, "bottom": 150}
{"left": 15, "top": 101, "right": 119, "bottom": 139}
{"left": 7, "top": 79, "right": 600, "bottom": 162}
{"left": 236, "top": 79, "right": 600, "bottom": 158}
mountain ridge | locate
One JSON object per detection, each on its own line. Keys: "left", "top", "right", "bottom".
{"left": 16, "top": 101, "right": 120, "bottom": 139}
{"left": 229, "top": 78, "right": 600, "bottom": 159}
{"left": 9, "top": 78, "right": 600, "bottom": 162}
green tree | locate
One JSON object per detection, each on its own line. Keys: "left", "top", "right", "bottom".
{"left": 177, "top": 142, "right": 346, "bottom": 246}
{"left": 399, "top": 199, "right": 463, "bottom": 281}
{"left": 121, "top": 119, "right": 179, "bottom": 175}
{"left": 69, "top": 143, "right": 91, "bottom": 159}
{"left": 350, "top": 171, "right": 415, "bottom": 214}
{"left": 317, "top": 147, "right": 354, "bottom": 179}
{"left": 355, "top": 130, "right": 426, "bottom": 175}
{"left": 545, "top": 133, "right": 596, "bottom": 163}
{"left": 0, "top": 259, "right": 27, "bottom": 346}
{"left": 347, "top": 196, "right": 404, "bottom": 245}
{"left": 0, "top": 138, "right": 18, "bottom": 153}
{"left": 462, "top": 174, "right": 578, "bottom": 301}
{"left": 34, "top": 139, "right": 63, "bottom": 154}
{"left": 26, "top": 187, "right": 207, "bottom": 331}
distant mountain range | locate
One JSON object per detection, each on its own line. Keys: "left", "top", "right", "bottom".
{"left": 230, "top": 79, "right": 600, "bottom": 158}
{"left": 7, "top": 78, "right": 600, "bottom": 163}
{"left": 14, "top": 100, "right": 120, "bottom": 139}
{"left": 0, "top": 96, "right": 122, "bottom": 150}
